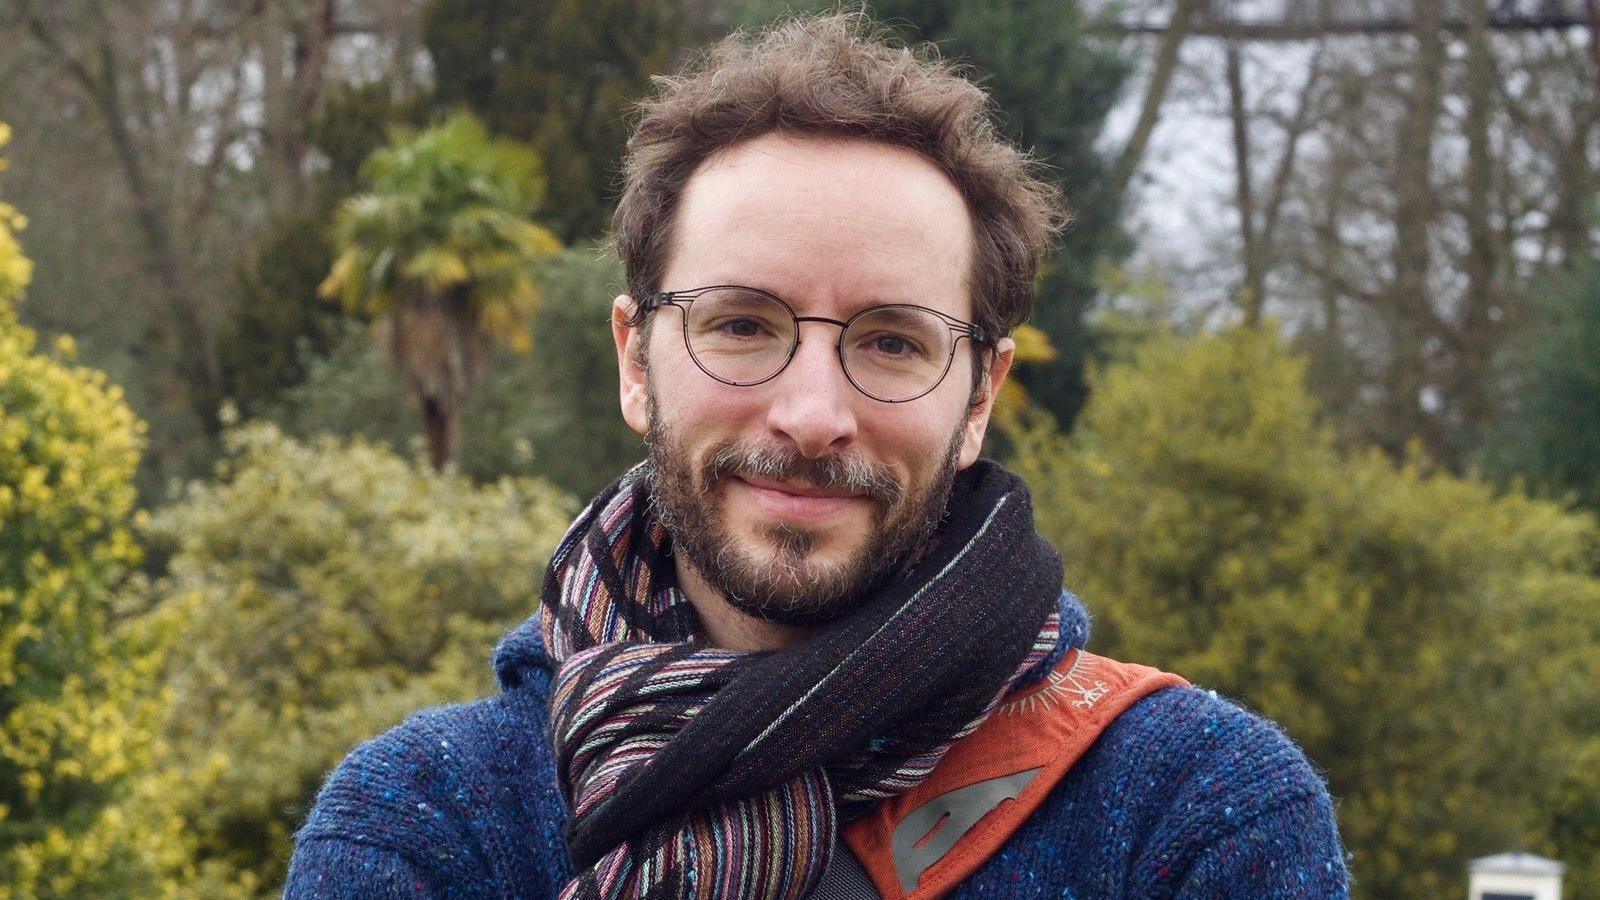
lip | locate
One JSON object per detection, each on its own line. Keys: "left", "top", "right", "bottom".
{"left": 733, "top": 477, "right": 865, "bottom": 525}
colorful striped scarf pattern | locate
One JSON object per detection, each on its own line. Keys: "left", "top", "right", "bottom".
{"left": 541, "top": 460, "right": 1064, "bottom": 900}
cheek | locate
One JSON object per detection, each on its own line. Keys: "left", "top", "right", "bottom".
{"left": 651, "top": 356, "right": 767, "bottom": 433}
{"left": 867, "top": 408, "right": 962, "bottom": 480}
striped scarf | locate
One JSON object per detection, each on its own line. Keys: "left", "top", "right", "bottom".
{"left": 541, "top": 458, "right": 1063, "bottom": 900}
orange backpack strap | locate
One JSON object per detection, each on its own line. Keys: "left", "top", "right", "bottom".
{"left": 842, "top": 649, "right": 1189, "bottom": 900}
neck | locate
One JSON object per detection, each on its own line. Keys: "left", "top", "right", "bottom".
{"left": 675, "top": 556, "right": 817, "bottom": 652}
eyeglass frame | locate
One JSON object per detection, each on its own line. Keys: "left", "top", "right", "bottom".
{"left": 635, "top": 284, "right": 995, "bottom": 403}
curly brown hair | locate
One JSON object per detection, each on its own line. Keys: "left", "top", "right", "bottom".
{"left": 613, "top": 12, "right": 1066, "bottom": 367}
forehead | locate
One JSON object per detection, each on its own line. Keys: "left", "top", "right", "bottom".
{"left": 664, "top": 132, "right": 975, "bottom": 318}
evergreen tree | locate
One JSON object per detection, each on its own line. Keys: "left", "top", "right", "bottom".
{"left": 269, "top": 247, "right": 645, "bottom": 497}
{"left": 422, "top": 0, "right": 684, "bottom": 243}
{"left": 221, "top": 83, "right": 425, "bottom": 423}
{"left": 1487, "top": 257, "right": 1600, "bottom": 511}
{"left": 880, "top": 0, "right": 1130, "bottom": 426}
{"left": 451, "top": 248, "right": 646, "bottom": 495}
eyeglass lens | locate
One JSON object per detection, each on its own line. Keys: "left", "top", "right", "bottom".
{"left": 681, "top": 287, "right": 956, "bottom": 401}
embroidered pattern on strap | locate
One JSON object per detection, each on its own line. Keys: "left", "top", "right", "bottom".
{"left": 1001, "top": 651, "right": 1111, "bottom": 716}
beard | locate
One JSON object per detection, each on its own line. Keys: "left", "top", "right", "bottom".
{"left": 643, "top": 389, "right": 967, "bottom": 627}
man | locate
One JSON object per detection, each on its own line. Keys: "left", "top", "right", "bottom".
{"left": 287, "top": 14, "right": 1349, "bottom": 899}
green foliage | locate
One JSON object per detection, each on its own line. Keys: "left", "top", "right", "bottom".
{"left": 270, "top": 247, "right": 644, "bottom": 498}
{"left": 221, "top": 215, "right": 345, "bottom": 420}
{"left": 454, "top": 249, "right": 645, "bottom": 496}
{"left": 1004, "top": 327, "right": 1600, "bottom": 899}
{"left": 323, "top": 111, "right": 560, "bottom": 334}
{"left": 422, "top": 0, "right": 683, "bottom": 242}
{"left": 221, "top": 82, "right": 428, "bottom": 421}
{"left": 323, "top": 111, "right": 564, "bottom": 468}
{"left": 1548, "top": 737, "right": 1600, "bottom": 896}
{"left": 265, "top": 321, "right": 415, "bottom": 456}
{"left": 139, "top": 421, "right": 576, "bottom": 895}
{"left": 0, "top": 188, "right": 188, "bottom": 896}
{"left": 1486, "top": 258, "right": 1600, "bottom": 511}
{"left": 310, "top": 83, "right": 432, "bottom": 205}
{"left": 886, "top": 0, "right": 1131, "bottom": 427}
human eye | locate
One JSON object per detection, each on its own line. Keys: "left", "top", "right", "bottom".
{"left": 711, "top": 316, "right": 772, "bottom": 339}
{"left": 860, "top": 330, "right": 928, "bottom": 359}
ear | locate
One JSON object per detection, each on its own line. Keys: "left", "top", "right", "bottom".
{"left": 613, "top": 295, "right": 650, "bottom": 437}
{"left": 957, "top": 336, "right": 1015, "bottom": 468}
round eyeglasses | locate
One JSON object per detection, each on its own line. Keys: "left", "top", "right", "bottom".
{"left": 640, "top": 285, "right": 991, "bottom": 403}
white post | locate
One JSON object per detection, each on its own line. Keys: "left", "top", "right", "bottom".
{"left": 1467, "top": 852, "right": 1565, "bottom": 900}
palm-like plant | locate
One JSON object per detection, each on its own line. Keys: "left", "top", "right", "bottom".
{"left": 321, "top": 112, "right": 561, "bottom": 470}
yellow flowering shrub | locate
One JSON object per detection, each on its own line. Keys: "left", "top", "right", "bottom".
{"left": 0, "top": 131, "right": 188, "bottom": 896}
{"left": 0, "top": 123, "right": 32, "bottom": 306}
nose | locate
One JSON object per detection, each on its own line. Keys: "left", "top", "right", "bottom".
{"left": 763, "top": 323, "right": 859, "bottom": 458}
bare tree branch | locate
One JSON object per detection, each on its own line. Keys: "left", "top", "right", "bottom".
{"left": 1100, "top": 9, "right": 1595, "bottom": 41}
{"left": 1109, "top": 0, "right": 1202, "bottom": 208}
{"left": 1224, "top": 29, "right": 1264, "bottom": 326}
{"left": 187, "top": 58, "right": 247, "bottom": 232}
{"left": 18, "top": 0, "right": 224, "bottom": 405}
{"left": 1260, "top": 42, "right": 1326, "bottom": 254}
{"left": 1584, "top": 0, "right": 1600, "bottom": 107}
{"left": 1456, "top": 0, "right": 1501, "bottom": 438}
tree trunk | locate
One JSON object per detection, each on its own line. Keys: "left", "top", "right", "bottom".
{"left": 1110, "top": 0, "right": 1202, "bottom": 207}
{"left": 1586, "top": 0, "right": 1600, "bottom": 93}
{"left": 419, "top": 395, "right": 459, "bottom": 473}
{"left": 1225, "top": 30, "right": 1263, "bottom": 326}
{"left": 1457, "top": 0, "right": 1498, "bottom": 445}
{"left": 279, "top": 0, "right": 336, "bottom": 215}
{"left": 1104, "top": 10, "right": 1596, "bottom": 40}
{"left": 1549, "top": 128, "right": 1594, "bottom": 267}
{"left": 1259, "top": 42, "right": 1325, "bottom": 265}
{"left": 1385, "top": 0, "right": 1447, "bottom": 460}
{"left": 379, "top": 285, "right": 484, "bottom": 472}
{"left": 20, "top": 2, "right": 225, "bottom": 430}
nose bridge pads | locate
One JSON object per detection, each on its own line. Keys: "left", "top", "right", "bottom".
{"left": 784, "top": 323, "right": 853, "bottom": 393}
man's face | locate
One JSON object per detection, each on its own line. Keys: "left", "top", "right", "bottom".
{"left": 612, "top": 133, "right": 1015, "bottom": 624}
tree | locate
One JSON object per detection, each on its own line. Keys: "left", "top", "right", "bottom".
{"left": 1003, "top": 326, "right": 1600, "bottom": 898}
{"left": 453, "top": 249, "right": 647, "bottom": 496}
{"left": 272, "top": 247, "right": 646, "bottom": 498}
{"left": 1486, "top": 257, "right": 1600, "bottom": 512}
{"left": 139, "top": 422, "right": 575, "bottom": 895}
{"left": 222, "top": 81, "right": 428, "bottom": 423}
{"left": 0, "top": 0, "right": 435, "bottom": 494}
{"left": 421, "top": 0, "right": 686, "bottom": 243}
{"left": 321, "top": 112, "right": 562, "bottom": 471}
{"left": 1100, "top": 1, "right": 1600, "bottom": 468}
{"left": 0, "top": 132, "right": 187, "bottom": 896}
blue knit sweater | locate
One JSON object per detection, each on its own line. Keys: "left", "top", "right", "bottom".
{"left": 286, "top": 593, "right": 1350, "bottom": 898}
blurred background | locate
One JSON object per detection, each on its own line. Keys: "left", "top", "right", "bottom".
{"left": 0, "top": 0, "right": 1597, "bottom": 897}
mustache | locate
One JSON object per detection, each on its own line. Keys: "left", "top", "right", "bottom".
{"left": 701, "top": 441, "right": 904, "bottom": 506}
